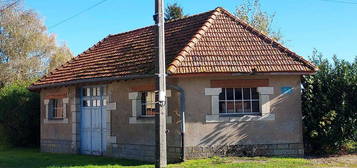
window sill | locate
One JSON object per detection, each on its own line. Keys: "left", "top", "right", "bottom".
{"left": 219, "top": 113, "right": 261, "bottom": 117}
{"left": 129, "top": 116, "right": 172, "bottom": 124}
{"left": 205, "top": 113, "right": 275, "bottom": 123}
{"left": 44, "top": 118, "right": 69, "bottom": 124}
{"left": 48, "top": 117, "right": 65, "bottom": 120}
{"left": 138, "top": 115, "right": 155, "bottom": 118}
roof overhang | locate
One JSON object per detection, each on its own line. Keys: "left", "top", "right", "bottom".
{"left": 28, "top": 74, "right": 155, "bottom": 91}
{"left": 29, "top": 71, "right": 317, "bottom": 91}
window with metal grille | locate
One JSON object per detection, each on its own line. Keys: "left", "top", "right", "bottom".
{"left": 219, "top": 88, "right": 260, "bottom": 115}
{"left": 48, "top": 99, "right": 63, "bottom": 119}
{"left": 141, "top": 91, "right": 156, "bottom": 116}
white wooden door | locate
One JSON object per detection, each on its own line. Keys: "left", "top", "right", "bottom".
{"left": 80, "top": 86, "right": 107, "bottom": 155}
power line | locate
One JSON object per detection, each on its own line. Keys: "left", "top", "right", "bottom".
{"left": 48, "top": 0, "right": 109, "bottom": 29}
{"left": 320, "top": 0, "right": 357, "bottom": 5}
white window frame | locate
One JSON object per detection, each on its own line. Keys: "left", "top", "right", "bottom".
{"left": 129, "top": 90, "right": 172, "bottom": 124}
{"left": 219, "top": 88, "right": 260, "bottom": 115}
{"left": 205, "top": 87, "right": 275, "bottom": 123}
{"left": 44, "top": 98, "right": 69, "bottom": 124}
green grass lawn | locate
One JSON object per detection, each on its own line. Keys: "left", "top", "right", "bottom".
{"left": 0, "top": 148, "right": 355, "bottom": 168}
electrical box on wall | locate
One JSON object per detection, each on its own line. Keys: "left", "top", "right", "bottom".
{"left": 281, "top": 86, "right": 293, "bottom": 94}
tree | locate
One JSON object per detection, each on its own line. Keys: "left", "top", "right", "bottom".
{"left": 302, "top": 50, "right": 357, "bottom": 154}
{"left": 48, "top": 43, "right": 72, "bottom": 72}
{"left": 0, "top": 0, "right": 73, "bottom": 85}
{"left": 165, "top": 3, "right": 187, "bottom": 21}
{"left": 235, "top": 0, "right": 282, "bottom": 42}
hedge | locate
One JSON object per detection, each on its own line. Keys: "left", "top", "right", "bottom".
{"left": 0, "top": 81, "right": 40, "bottom": 147}
{"left": 302, "top": 53, "right": 357, "bottom": 154}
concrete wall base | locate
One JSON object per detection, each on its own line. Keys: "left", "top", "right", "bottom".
{"left": 40, "top": 141, "right": 304, "bottom": 162}
{"left": 41, "top": 139, "right": 74, "bottom": 153}
{"left": 185, "top": 143, "right": 304, "bottom": 159}
{"left": 105, "top": 143, "right": 181, "bottom": 163}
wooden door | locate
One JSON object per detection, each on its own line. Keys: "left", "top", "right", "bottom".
{"left": 80, "top": 86, "right": 107, "bottom": 155}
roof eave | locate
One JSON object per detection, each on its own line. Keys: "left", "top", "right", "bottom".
{"left": 28, "top": 74, "right": 155, "bottom": 91}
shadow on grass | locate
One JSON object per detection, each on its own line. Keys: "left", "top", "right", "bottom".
{"left": 0, "top": 148, "right": 153, "bottom": 168}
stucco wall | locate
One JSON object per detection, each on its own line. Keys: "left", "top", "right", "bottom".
{"left": 176, "top": 75, "right": 303, "bottom": 147}
{"left": 107, "top": 78, "right": 180, "bottom": 147}
{"left": 40, "top": 86, "right": 76, "bottom": 153}
{"left": 105, "top": 78, "right": 182, "bottom": 161}
{"left": 39, "top": 74, "right": 304, "bottom": 159}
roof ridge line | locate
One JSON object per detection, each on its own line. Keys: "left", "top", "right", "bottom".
{"left": 167, "top": 8, "right": 221, "bottom": 74}
{"left": 217, "top": 8, "right": 317, "bottom": 71}
{"left": 109, "top": 9, "right": 217, "bottom": 38}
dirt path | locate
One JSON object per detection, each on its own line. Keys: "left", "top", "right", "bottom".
{"left": 308, "top": 154, "right": 357, "bottom": 168}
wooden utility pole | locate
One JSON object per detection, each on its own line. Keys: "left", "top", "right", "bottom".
{"left": 154, "top": 0, "right": 167, "bottom": 167}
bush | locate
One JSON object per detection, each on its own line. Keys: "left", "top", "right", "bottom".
{"left": 302, "top": 51, "right": 357, "bottom": 155}
{"left": 0, "top": 81, "right": 40, "bottom": 147}
{"left": 342, "top": 140, "right": 357, "bottom": 154}
{"left": 0, "top": 125, "right": 10, "bottom": 150}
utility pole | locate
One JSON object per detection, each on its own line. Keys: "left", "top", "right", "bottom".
{"left": 153, "top": 0, "right": 167, "bottom": 167}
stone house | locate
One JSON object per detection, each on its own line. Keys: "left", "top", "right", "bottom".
{"left": 29, "top": 7, "right": 317, "bottom": 162}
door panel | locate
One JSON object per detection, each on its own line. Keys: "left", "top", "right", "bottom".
{"left": 91, "top": 106, "right": 102, "bottom": 155}
{"left": 101, "top": 106, "right": 107, "bottom": 152}
{"left": 81, "top": 107, "right": 92, "bottom": 154}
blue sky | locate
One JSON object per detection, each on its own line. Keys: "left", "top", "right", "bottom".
{"left": 25, "top": 0, "right": 357, "bottom": 62}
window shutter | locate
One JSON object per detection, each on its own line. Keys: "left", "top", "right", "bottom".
{"left": 205, "top": 88, "right": 222, "bottom": 115}
{"left": 44, "top": 99, "right": 50, "bottom": 119}
{"left": 257, "top": 87, "right": 274, "bottom": 115}
{"left": 129, "top": 92, "right": 142, "bottom": 117}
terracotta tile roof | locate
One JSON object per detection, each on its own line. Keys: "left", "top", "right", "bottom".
{"left": 167, "top": 8, "right": 317, "bottom": 74}
{"left": 30, "top": 7, "right": 316, "bottom": 89}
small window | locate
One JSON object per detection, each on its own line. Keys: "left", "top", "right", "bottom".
{"left": 94, "top": 99, "right": 101, "bottom": 106}
{"left": 83, "top": 88, "right": 91, "bottom": 97}
{"left": 83, "top": 100, "right": 90, "bottom": 107}
{"left": 103, "top": 99, "right": 107, "bottom": 106}
{"left": 141, "top": 91, "right": 156, "bottom": 116}
{"left": 48, "top": 99, "right": 64, "bottom": 119}
{"left": 93, "top": 87, "right": 101, "bottom": 96}
{"left": 219, "top": 88, "right": 260, "bottom": 115}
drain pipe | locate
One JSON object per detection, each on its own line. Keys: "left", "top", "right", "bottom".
{"left": 167, "top": 85, "right": 186, "bottom": 162}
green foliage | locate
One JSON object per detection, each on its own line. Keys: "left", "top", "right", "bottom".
{"left": 165, "top": 3, "right": 187, "bottom": 21}
{"left": 302, "top": 50, "right": 357, "bottom": 154}
{"left": 343, "top": 140, "right": 357, "bottom": 153}
{"left": 0, "top": 124, "right": 10, "bottom": 149}
{"left": 0, "top": 81, "right": 40, "bottom": 147}
{"left": 235, "top": 0, "right": 283, "bottom": 42}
